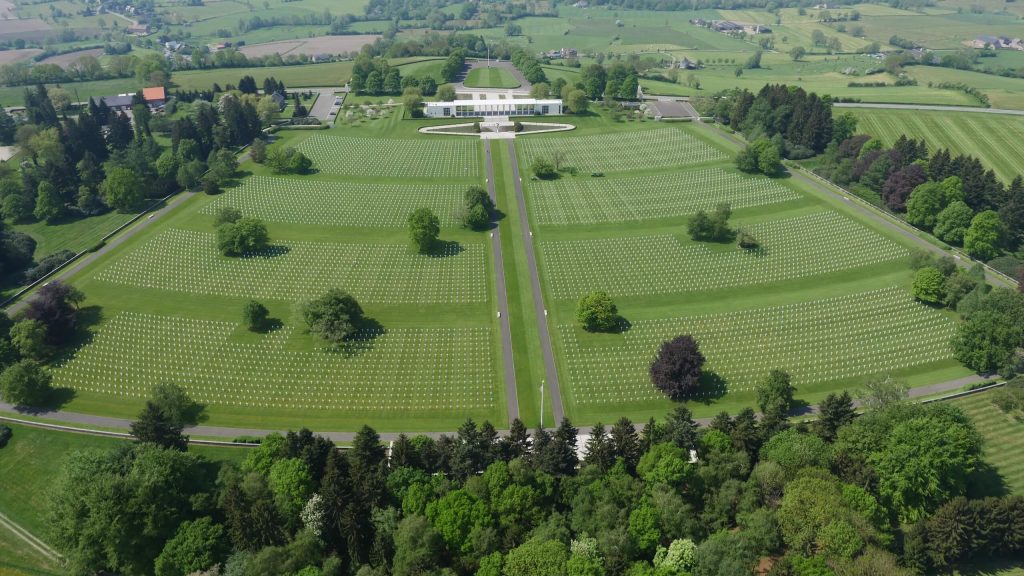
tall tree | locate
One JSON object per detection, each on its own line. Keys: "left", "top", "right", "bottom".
{"left": 650, "top": 335, "right": 705, "bottom": 400}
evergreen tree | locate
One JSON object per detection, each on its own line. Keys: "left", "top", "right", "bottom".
{"left": 814, "top": 391, "right": 855, "bottom": 441}
{"left": 583, "top": 423, "right": 614, "bottom": 471}
{"left": 130, "top": 400, "right": 189, "bottom": 450}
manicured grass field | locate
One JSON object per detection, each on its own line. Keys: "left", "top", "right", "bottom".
{"left": 12, "top": 210, "right": 135, "bottom": 259}
{"left": 517, "top": 117, "right": 972, "bottom": 424}
{"left": 43, "top": 117, "right": 505, "bottom": 432}
{"left": 539, "top": 210, "right": 909, "bottom": 300}
{"left": 949, "top": 391, "right": 1024, "bottom": 495}
{"left": 559, "top": 287, "right": 956, "bottom": 405}
{"left": 202, "top": 175, "right": 468, "bottom": 227}
{"left": 528, "top": 167, "right": 800, "bottom": 225}
{"left": 519, "top": 127, "right": 726, "bottom": 173}
{"left": 463, "top": 67, "right": 521, "bottom": 89}
{"left": 296, "top": 133, "right": 482, "bottom": 179}
{"left": 0, "top": 531, "right": 62, "bottom": 576}
{"left": 846, "top": 108, "right": 1024, "bottom": 183}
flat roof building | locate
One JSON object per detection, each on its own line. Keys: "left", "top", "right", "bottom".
{"left": 423, "top": 98, "right": 563, "bottom": 119}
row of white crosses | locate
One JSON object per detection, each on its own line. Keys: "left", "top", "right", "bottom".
{"left": 298, "top": 133, "right": 481, "bottom": 179}
{"left": 96, "top": 228, "right": 489, "bottom": 304}
{"left": 521, "top": 127, "right": 726, "bottom": 173}
{"left": 529, "top": 167, "right": 801, "bottom": 226}
{"left": 540, "top": 211, "right": 909, "bottom": 299}
{"left": 558, "top": 287, "right": 956, "bottom": 405}
{"left": 202, "top": 175, "right": 467, "bottom": 228}
{"left": 53, "top": 312, "right": 498, "bottom": 410}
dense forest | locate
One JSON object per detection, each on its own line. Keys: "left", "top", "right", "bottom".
{"left": 26, "top": 370, "right": 1024, "bottom": 576}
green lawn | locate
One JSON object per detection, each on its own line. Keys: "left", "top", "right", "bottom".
{"left": 0, "top": 423, "right": 247, "bottom": 575}
{"left": 845, "top": 108, "right": 1024, "bottom": 184}
{"left": 0, "top": 533, "right": 62, "bottom": 576}
{"left": 517, "top": 114, "right": 972, "bottom": 425}
{"left": 463, "top": 67, "right": 521, "bottom": 89}
{"left": 949, "top": 391, "right": 1024, "bottom": 495}
{"left": 41, "top": 114, "right": 507, "bottom": 432}
{"left": 12, "top": 210, "right": 135, "bottom": 260}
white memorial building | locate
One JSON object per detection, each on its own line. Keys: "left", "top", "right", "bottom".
{"left": 423, "top": 98, "right": 563, "bottom": 119}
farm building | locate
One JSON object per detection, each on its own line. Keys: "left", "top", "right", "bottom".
{"left": 142, "top": 86, "right": 166, "bottom": 107}
{"left": 423, "top": 99, "right": 563, "bottom": 118}
{"left": 678, "top": 57, "right": 698, "bottom": 69}
{"left": 90, "top": 94, "right": 134, "bottom": 112}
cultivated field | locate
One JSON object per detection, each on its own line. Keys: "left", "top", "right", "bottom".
{"left": 0, "top": 47, "right": 42, "bottom": 65}
{"left": 237, "top": 34, "right": 380, "bottom": 58}
{"left": 37, "top": 47, "right": 104, "bottom": 68}
{"left": 846, "top": 108, "right": 1024, "bottom": 183}
{"left": 949, "top": 391, "right": 1024, "bottom": 495}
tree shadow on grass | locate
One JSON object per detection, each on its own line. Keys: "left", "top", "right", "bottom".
{"left": 331, "top": 317, "right": 386, "bottom": 358}
{"left": 241, "top": 245, "right": 291, "bottom": 259}
{"left": 966, "top": 461, "right": 1009, "bottom": 499}
{"left": 680, "top": 370, "right": 727, "bottom": 405}
{"left": 424, "top": 240, "right": 465, "bottom": 258}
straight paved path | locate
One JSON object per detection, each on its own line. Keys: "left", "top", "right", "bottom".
{"left": 834, "top": 103, "right": 1024, "bottom": 115}
{"left": 0, "top": 374, "right": 991, "bottom": 440}
{"left": 484, "top": 140, "right": 519, "bottom": 424}
{"left": 505, "top": 140, "right": 564, "bottom": 425}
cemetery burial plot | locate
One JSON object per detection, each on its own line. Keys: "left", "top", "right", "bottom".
{"left": 296, "top": 133, "right": 482, "bottom": 179}
{"left": 519, "top": 122, "right": 971, "bottom": 423}
{"left": 48, "top": 130, "right": 503, "bottom": 431}
{"left": 201, "top": 176, "right": 468, "bottom": 228}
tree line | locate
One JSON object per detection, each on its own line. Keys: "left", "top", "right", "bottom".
{"left": 26, "top": 373, "right": 1024, "bottom": 576}
{"left": 0, "top": 82, "right": 276, "bottom": 285}
{"left": 816, "top": 133, "right": 1024, "bottom": 265}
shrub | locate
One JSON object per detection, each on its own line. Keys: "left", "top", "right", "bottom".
{"left": 531, "top": 158, "right": 558, "bottom": 179}
{"left": 912, "top": 267, "right": 945, "bottom": 304}
{"left": 0, "top": 425, "right": 11, "bottom": 448}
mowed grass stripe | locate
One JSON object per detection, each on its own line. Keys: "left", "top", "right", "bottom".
{"left": 94, "top": 228, "right": 488, "bottom": 304}
{"left": 848, "top": 109, "right": 1024, "bottom": 183}
{"left": 203, "top": 176, "right": 466, "bottom": 228}
{"left": 949, "top": 393, "right": 1024, "bottom": 493}
{"left": 527, "top": 167, "right": 801, "bottom": 226}
{"left": 558, "top": 286, "right": 955, "bottom": 406}
{"left": 519, "top": 127, "right": 726, "bottom": 173}
{"left": 296, "top": 133, "right": 481, "bottom": 179}
{"left": 539, "top": 211, "right": 908, "bottom": 300}
{"left": 53, "top": 312, "right": 498, "bottom": 412}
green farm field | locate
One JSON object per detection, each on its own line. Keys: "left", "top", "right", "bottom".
{"left": 517, "top": 117, "right": 971, "bottom": 425}
{"left": 845, "top": 108, "right": 1024, "bottom": 183}
{"left": 948, "top": 390, "right": 1024, "bottom": 495}
{"left": 463, "top": 67, "right": 521, "bottom": 89}
{"left": 42, "top": 114, "right": 507, "bottom": 432}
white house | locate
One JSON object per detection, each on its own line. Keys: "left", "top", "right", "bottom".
{"left": 423, "top": 98, "right": 563, "bottom": 119}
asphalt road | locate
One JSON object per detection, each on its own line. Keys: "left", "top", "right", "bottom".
{"left": 484, "top": 140, "right": 520, "bottom": 424}
{"left": 834, "top": 103, "right": 1024, "bottom": 115}
{"left": 505, "top": 140, "right": 564, "bottom": 426}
